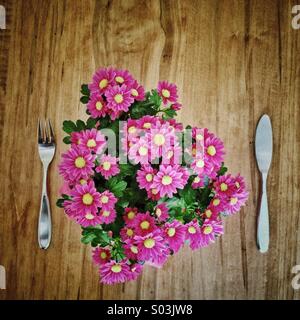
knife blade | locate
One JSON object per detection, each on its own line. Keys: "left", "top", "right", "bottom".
{"left": 255, "top": 114, "right": 273, "bottom": 253}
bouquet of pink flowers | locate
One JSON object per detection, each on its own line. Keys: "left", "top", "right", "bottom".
{"left": 57, "top": 67, "right": 248, "bottom": 285}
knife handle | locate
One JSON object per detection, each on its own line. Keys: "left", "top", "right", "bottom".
{"left": 257, "top": 172, "right": 269, "bottom": 253}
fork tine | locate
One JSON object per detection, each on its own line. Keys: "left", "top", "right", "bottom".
{"left": 48, "top": 119, "right": 55, "bottom": 143}
{"left": 38, "top": 119, "right": 43, "bottom": 143}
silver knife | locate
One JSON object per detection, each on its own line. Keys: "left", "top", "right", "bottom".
{"left": 255, "top": 114, "right": 273, "bottom": 253}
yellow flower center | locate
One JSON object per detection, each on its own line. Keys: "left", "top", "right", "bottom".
{"left": 87, "top": 139, "right": 96, "bottom": 148}
{"left": 230, "top": 197, "right": 238, "bottom": 205}
{"left": 203, "top": 225, "right": 213, "bottom": 235}
{"left": 196, "top": 134, "right": 203, "bottom": 140}
{"left": 207, "top": 145, "right": 216, "bottom": 156}
{"left": 167, "top": 227, "right": 176, "bottom": 237}
{"left": 101, "top": 195, "right": 109, "bottom": 204}
{"left": 213, "top": 198, "right": 220, "bottom": 206}
{"left": 96, "top": 101, "right": 103, "bottom": 110}
{"left": 220, "top": 183, "right": 228, "bottom": 191}
{"left": 138, "top": 146, "right": 148, "bottom": 156}
{"left": 145, "top": 174, "right": 153, "bottom": 182}
{"left": 235, "top": 182, "right": 240, "bottom": 188}
{"left": 194, "top": 176, "right": 200, "bottom": 183}
{"left": 131, "top": 88, "right": 138, "bottom": 96}
{"left": 85, "top": 213, "right": 94, "bottom": 220}
{"left": 156, "top": 208, "right": 162, "bottom": 217}
{"left": 205, "top": 209, "right": 212, "bottom": 218}
{"left": 115, "top": 76, "right": 124, "bottom": 84}
{"left": 152, "top": 188, "right": 159, "bottom": 195}
{"left": 154, "top": 134, "right": 165, "bottom": 146}
{"left": 82, "top": 193, "right": 93, "bottom": 205}
{"left": 162, "top": 175, "right": 173, "bottom": 186}
{"left": 144, "top": 238, "right": 155, "bottom": 249}
{"left": 130, "top": 246, "right": 138, "bottom": 254}
{"left": 127, "top": 211, "right": 135, "bottom": 220}
{"left": 188, "top": 226, "right": 196, "bottom": 234}
{"left": 143, "top": 122, "right": 151, "bottom": 129}
{"left": 196, "top": 159, "right": 204, "bottom": 168}
{"left": 100, "top": 252, "right": 107, "bottom": 259}
{"left": 140, "top": 221, "right": 150, "bottom": 230}
{"left": 161, "top": 89, "right": 170, "bottom": 98}
{"left": 75, "top": 156, "right": 86, "bottom": 168}
{"left": 102, "top": 161, "right": 111, "bottom": 171}
{"left": 114, "top": 93, "right": 124, "bottom": 104}
{"left": 79, "top": 179, "right": 87, "bottom": 185}
{"left": 111, "top": 264, "right": 122, "bottom": 273}
{"left": 99, "top": 79, "right": 108, "bottom": 89}
{"left": 102, "top": 210, "right": 110, "bottom": 217}
{"left": 126, "top": 228, "right": 134, "bottom": 237}
{"left": 128, "top": 126, "right": 136, "bottom": 134}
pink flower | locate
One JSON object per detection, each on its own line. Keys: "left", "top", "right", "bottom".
{"left": 96, "top": 154, "right": 120, "bottom": 179}
{"left": 133, "top": 212, "right": 157, "bottom": 236}
{"left": 135, "top": 230, "right": 166, "bottom": 261}
{"left": 214, "top": 174, "right": 236, "bottom": 199}
{"left": 185, "top": 220, "right": 202, "bottom": 250}
{"left": 201, "top": 206, "right": 219, "bottom": 220}
{"left": 191, "top": 175, "right": 205, "bottom": 189}
{"left": 146, "top": 247, "right": 169, "bottom": 268}
{"left": 99, "top": 207, "right": 117, "bottom": 224}
{"left": 105, "top": 85, "right": 134, "bottom": 113}
{"left": 210, "top": 195, "right": 227, "bottom": 212}
{"left": 70, "top": 181, "right": 101, "bottom": 216}
{"left": 76, "top": 212, "right": 102, "bottom": 227}
{"left": 164, "top": 220, "right": 185, "bottom": 253}
{"left": 197, "top": 219, "right": 224, "bottom": 247}
{"left": 127, "top": 263, "right": 143, "bottom": 281}
{"left": 154, "top": 203, "right": 169, "bottom": 222}
{"left": 146, "top": 188, "right": 161, "bottom": 201}
{"left": 120, "top": 226, "right": 136, "bottom": 241}
{"left": 130, "top": 80, "right": 145, "bottom": 101}
{"left": 161, "top": 143, "right": 183, "bottom": 165}
{"left": 75, "top": 129, "right": 106, "bottom": 154}
{"left": 190, "top": 155, "right": 214, "bottom": 177}
{"left": 113, "top": 69, "right": 135, "bottom": 87}
{"left": 123, "top": 239, "right": 139, "bottom": 260}
{"left": 128, "top": 137, "right": 150, "bottom": 165}
{"left": 204, "top": 135, "right": 225, "bottom": 167}
{"left": 157, "top": 81, "right": 178, "bottom": 104}
{"left": 136, "top": 165, "right": 157, "bottom": 191}
{"left": 59, "top": 145, "right": 96, "bottom": 183}
{"left": 171, "top": 102, "right": 182, "bottom": 111}
{"left": 89, "top": 67, "right": 115, "bottom": 94}
{"left": 123, "top": 207, "right": 138, "bottom": 226}
{"left": 99, "top": 190, "right": 117, "bottom": 211}
{"left": 136, "top": 115, "right": 157, "bottom": 130}
{"left": 87, "top": 94, "right": 108, "bottom": 119}
{"left": 92, "top": 247, "right": 111, "bottom": 265}
{"left": 152, "top": 164, "right": 187, "bottom": 198}
{"left": 100, "top": 260, "right": 131, "bottom": 285}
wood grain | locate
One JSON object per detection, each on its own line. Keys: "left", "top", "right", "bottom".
{"left": 0, "top": 0, "right": 299, "bottom": 300}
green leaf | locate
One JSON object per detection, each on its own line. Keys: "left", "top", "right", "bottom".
{"left": 56, "top": 198, "right": 65, "bottom": 208}
{"left": 117, "top": 198, "right": 129, "bottom": 208}
{"left": 119, "top": 164, "right": 137, "bottom": 177}
{"left": 81, "top": 233, "right": 97, "bottom": 244}
{"left": 217, "top": 163, "right": 228, "bottom": 176}
{"left": 80, "top": 96, "right": 89, "bottom": 104}
{"left": 63, "top": 120, "right": 77, "bottom": 134}
{"left": 163, "top": 108, "right": 177, "bottom": 119}
{"left": 76, "top": 120, "right": 86, "bottom": 131}
{"left": 179, "top": 186, "right": 197, "bottom": 205}
{"left": 81, "top": 84, "right": 90, "bottom": 96}
{"left": 149, "top": 89, "right": 162, "bottom": 108}
{"left": 86, "top": 117, "right": 98, "bottom": 129}
{"left": 107, "top": 177, "right": 127, "bottom": 197}
{"left": 63, "top": 136, "right": 71, "bottom": 144}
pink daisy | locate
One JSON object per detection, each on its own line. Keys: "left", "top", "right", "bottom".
{"left": 76, "top": 211, "right": 102, "bottom": 227}
{"left": 128, "top": 137, "right": 150, "bottom": 165}
{"left": 161, "top": 143, "right": 183, "bottom": 165}
{"left": 136, "top": 165, "right": 157, "bottom": 191}
{"left": 130, "top": 80, "right": 145, "bottom": 101}
{"left": 146, "top": 247, "right": 170, "bottom": 268}
{"left": 171, "top": 102, "right": 182, "bottom": 111}
{"left": 157, "top": 81, "right": 178, "bottom": 104}
{"left": 70, "top": 131, "right": 82, "bottom": 146}
{"left": 123, "top": 239, "right": 139, "bottom": 260}
{"left": 197, "top": 219, "right": 224, "bottom": 247}
{"left": 99, "top": 190, "right": 117, "bottom": 210}
{"left": 146, "top": 188, "right": 161, "bottom": 201}
{"left": 98, "top": 207, "right": 117, "bottom": 224}
{"left": 214, "top": 174, "right": 236, "bottom": 199}
{"left": 190, "top": 155, "right": 213, "bottom": 177}
{"left": 123, "top": 207, "right": 139, "bottom": 226}
{"left": 127, "top": 263, "right": 143, "bottom": 281}
{"left": 100, "top": 260, "right": 131, "bottom": 285}
{"left": 225, "top": 190, "right": 248, "bottom": 215}
{"left": 76, "top": 129, "right": 106, "bottom": 154}
{"left": 201, "top": 206, "right": 219, "bottom": 220}
{"left": 70, "top": 181, "right": 101, "bottom": 215}
{"left": 204, "top": 135, "right": 225, "bottom": 167}
{"left": 135, "top": 230, "right": 166, "bottom": 261}
{"left": 87, "top": 94, "right": 108, "bottom": 119}
{"left": 92, "top": 247, "right": 111, "bottom": 265}
{"left": 105, "top": 85, "right": 134, "bottom": 113}
{"left": 59, "top": 145, "right": 96, "bottom": 183}
{"left": 89, "top": 67, "right": 115, "bottom": 94}
{"left": 164, "top": 220, "right": 185, "bottom": 253}
{"left": 210, "top": 195, "right": 227, "bottom": 212}
{"left": 154, "top": 203, "right": 169, "bottom": 222}
{"left": 136, "top": 115, "right": 157, "bottom": 131}
{"left": 133, "top": 212, "right": 157, "bottom": 236}
{"left": 184, "top": 220, "right": 202, "bottom": 250}
{"left": 191, "top": 175, "right": 205, "bottom": 189}
{"left": 164, "top": 118, "right": 183, "bottom": 131}
{"left": 152, "top": 164, "right": 187, "bottom": 198}
{"left": 113, "top": 69, "right": 135, "bottom": 87}
{"left": 96, "top": 154, "right": 120, "bottom": 179}
{"left": 120, "top": 226, "right": 136, "bottom": 241}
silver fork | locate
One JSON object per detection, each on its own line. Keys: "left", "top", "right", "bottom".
{"left": 38, "top": 119, "right": 56, "bottom": 249}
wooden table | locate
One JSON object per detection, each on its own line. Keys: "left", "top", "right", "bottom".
{"left": 0, "top": 0, "right": 299, "bottom": 300}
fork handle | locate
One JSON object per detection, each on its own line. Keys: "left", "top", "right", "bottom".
{"left": 257, "top": 172, "right": 269, "bottom": 253}
{"left": 38, "top": 166, "right": 52, "bottom": 249}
